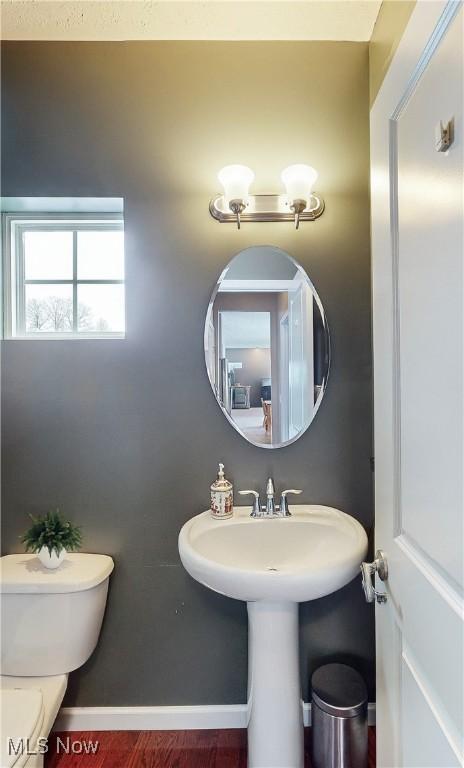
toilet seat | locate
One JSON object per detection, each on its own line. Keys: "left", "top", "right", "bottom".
{"left": 0, "top": 688, "right": 44, "bottom": 768}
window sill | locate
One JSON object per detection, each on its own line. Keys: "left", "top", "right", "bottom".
{"left": 4, "top": 332, "right": 126, "bottom": 341}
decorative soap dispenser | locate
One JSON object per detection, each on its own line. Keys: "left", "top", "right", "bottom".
{"left": 211, "top": 463, "right": 233, "bottom": 519}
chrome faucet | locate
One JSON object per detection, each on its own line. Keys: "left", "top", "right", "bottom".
{"left": 239, "top": 478, "right": 302, "bottom": 518}
{"left": 265, "top": 477, "right": 276, "bottom": 516}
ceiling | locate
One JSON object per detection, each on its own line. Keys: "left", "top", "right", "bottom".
{"left": 0, "top": 0, "right": 383, "bottom": 41}
{"left": 221, "top": 312, "right": 271, "bottom": 349}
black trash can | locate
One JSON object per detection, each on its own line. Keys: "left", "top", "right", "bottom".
{"left": 311, "top": 663, "right": 368, "bottom": 768}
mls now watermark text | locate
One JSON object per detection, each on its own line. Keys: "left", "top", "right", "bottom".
{"left": 7, "top": 736, "right": 100, "bottom": 756}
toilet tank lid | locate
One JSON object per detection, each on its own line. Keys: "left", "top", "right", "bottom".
{"left": 0, "top": 553, "right": 114, "bottom": 594}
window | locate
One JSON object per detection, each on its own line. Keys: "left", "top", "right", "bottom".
{"left": 3, "top": 214, "right": 125, "bottom": 338}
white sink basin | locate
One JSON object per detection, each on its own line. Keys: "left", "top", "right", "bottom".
{"left": 179, "top": 505, "right": 367, "bottom": 603}
{"left": 178, "top": 504, "right": 368, "bottom": 768}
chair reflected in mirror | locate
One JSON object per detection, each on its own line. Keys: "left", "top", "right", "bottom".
{"left": 261, "top": 398, "right": 272, "bottom": 434}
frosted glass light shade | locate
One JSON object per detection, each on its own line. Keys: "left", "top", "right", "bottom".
{"left": 281, "top": 164, "right": 318, "bottom": 205}
{"left": 218, "top": 165, "right": 254, "bottom": 204}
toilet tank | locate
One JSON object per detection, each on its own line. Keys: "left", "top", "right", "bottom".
{"left": 0, "top": 553, "right": 114, "bottom": 676}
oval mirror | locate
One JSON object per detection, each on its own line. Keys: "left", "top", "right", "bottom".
{"left": 205, "top": 246, "right": 330, "bottom": 449}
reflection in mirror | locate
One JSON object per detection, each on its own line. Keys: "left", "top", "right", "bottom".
{"left": 205, "top": 246, "right": 330, "bottom": 449}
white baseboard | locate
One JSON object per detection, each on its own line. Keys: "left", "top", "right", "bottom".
{"left": 54, "top": 702, "right": 376, "bottom": 731}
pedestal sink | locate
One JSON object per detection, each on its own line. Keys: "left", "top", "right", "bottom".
{"left": 178, "top": 505, "right": 368, "bottom": 768}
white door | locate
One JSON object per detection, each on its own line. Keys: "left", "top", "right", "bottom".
{"left": 288, "top": 281, "right": 314, "bottom": 438}
{"left": 370, "top": 2, "right": 463, "bottom": 767}
{"left": 288, "top": 284, "right": 304, "bottom": 438}
{"left": 280, "top": 312, "right": 290, "bottom": 443}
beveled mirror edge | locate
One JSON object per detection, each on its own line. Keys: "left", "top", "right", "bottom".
{"left": 204, "top": 245, "right": 331, "bottom": 450}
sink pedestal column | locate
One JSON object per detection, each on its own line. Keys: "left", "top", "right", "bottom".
{"left": 247, "top": 601, "right": 303, "bottom": 768}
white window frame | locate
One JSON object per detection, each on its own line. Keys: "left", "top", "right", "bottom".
{"left": 2, "top": 212, "right": 125, "bottom": 340}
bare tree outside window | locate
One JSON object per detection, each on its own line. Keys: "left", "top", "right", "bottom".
{"left": 94, "top": 317, "right": 110, "bottom": 332}
{"left": 26, "top": 296, "right": 110, "bottom": 333}
{"left": 77, "top": 303, "right": 94, "bottom": 330}
{"left": 45, "top": 296, "right": 71, "bottom": 331}
{"left": 26, "top": 298, "right": 50, "bottom": 331}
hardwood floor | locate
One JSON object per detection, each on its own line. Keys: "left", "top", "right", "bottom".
{"left": 231, "top": 408, "right": 272, "bottom": 445}
{"left": 45, "top": 728, "right": 376, "bottom": 767}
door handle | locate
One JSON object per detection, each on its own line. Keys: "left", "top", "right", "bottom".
{"left": 361, "top": 550, "right": 388, "bottom": 604}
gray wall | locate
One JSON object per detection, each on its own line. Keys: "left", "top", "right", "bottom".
{"left": 1, "top": 41, "right": 374, "bottom": 706}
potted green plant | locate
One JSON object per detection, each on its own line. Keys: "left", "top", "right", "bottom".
{"left": 21, "top": 509, "right": 82, "bottom": 569}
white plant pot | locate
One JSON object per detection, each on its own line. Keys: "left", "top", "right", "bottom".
{"left": 37, "top": 546, "right": 66, "bottom": 570}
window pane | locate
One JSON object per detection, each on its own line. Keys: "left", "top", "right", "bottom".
{"left": 25, "top": 284, "right": 73, "bottom": 333}
{"left": 77, "top": 284, "right": 125, "bottom": 332}
{"left": 77, "top": 231, "right": 124, "bottom": 280}
{"left": 24, "top": 231, "right": 73, "bottom": 280}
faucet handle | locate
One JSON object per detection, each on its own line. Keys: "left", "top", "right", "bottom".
{"left": 279, "top": 489, "right": 302, "bottom": 516}
{"left": 239, "top": 490, "right": 261, "bottom": 517}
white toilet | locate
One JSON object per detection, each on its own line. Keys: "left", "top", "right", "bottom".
{"left": 0, "top": 553, "right": 114, "bottom": 768}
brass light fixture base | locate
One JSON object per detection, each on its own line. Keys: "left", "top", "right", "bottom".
{"left": 209, "top": 193, "right": 325, "bottom": 226}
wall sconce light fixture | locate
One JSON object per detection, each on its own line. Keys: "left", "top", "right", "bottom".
{"left": 210, "top": 164, "right": 324, "bottom": 229}
{"left": 217, "top": 164, "right": 255, "bottom": 229}
{"left": 281, "top": 164, "right": 318, "bottom": 229}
